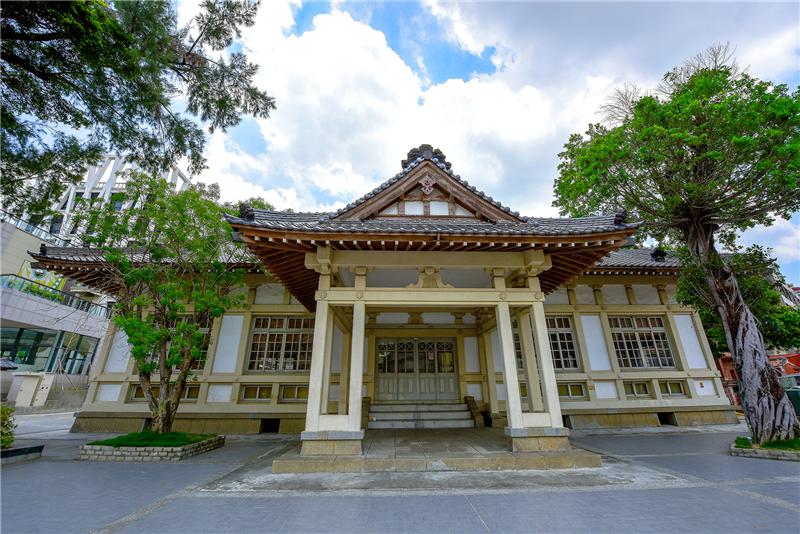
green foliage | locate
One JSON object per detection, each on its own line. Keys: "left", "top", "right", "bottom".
{"left": 72, "top": 172, "right": 252, "bottom": 432}
{"left": 1, "top": 0, "right": 275, "bottom": 214}
{"left": 554, "top": 63, "right": 799, "bottom": 246}
{"left": 221, "top": 197, "right": 275, "bottom": 213}
{"left": 676, "top": 246, "right": 800, "bottom": 354}
{"left": 759, "top": 438, "right": 800, "bottom": 451}
{"left": 1, "top": 405, "right": 16, "bottom": 449}
{"left": 88, "top": 430, "right": 213, "bottom": 448}
{"left": 734, "top": 436, "right": 753, "bottom": 449}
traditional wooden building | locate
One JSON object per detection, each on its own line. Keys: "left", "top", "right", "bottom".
{"left": 32, "top": 145, "right": 736, "bottom": 456}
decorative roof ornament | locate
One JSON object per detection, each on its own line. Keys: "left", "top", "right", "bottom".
{"left": 401, "top": 144, "right": 452, "bottom": 170}
{"left": 238, "top": 203, "right": 254, "bottom": 220}
{"left": 419, "top": 175, "right": 436, "bottom": 195}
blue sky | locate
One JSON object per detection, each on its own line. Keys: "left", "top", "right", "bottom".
{"left": 177, "top": 1, "right": 799, "bottom": 284}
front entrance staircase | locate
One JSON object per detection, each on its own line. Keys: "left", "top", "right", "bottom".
{"left": 367, "top": 402, "right": 475, "bottom": 429}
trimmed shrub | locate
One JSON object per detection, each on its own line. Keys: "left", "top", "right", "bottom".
{"left": 1, "top": 405, "right": 16, "bottom": 449}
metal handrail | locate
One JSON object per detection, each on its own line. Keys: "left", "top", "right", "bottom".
{"left": 0, "top": 210, "right": 70, "bottom": 246}
{"left": 0, "top": 274, "right": 112, "bottom": 319}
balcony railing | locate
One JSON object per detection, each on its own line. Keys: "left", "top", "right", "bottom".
{"left": 0, "top": 210, "right": 70, "bottom": 246}
{"left": 1, "top": 274, "right": 112, "bottom": 319}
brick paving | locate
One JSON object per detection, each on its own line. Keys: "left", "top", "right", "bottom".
{"left": 1, "top": 413, "right": 798, "bottom": 533}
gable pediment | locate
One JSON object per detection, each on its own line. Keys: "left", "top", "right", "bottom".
{"left": 332, "top": 145, "right": 524, "bottom": 223}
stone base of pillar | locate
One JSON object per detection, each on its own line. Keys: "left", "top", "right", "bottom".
{"left": 300, "top": 431, "right": 364, "bottom": 456}
{"left": 505, "top": 427, "right": 571, "bottom": 452}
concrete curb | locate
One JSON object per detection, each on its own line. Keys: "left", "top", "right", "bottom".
{"left": 729, "top": 444, "right": 800, "bottom": 462}
{"left": 77, "top": 435, "right": 225, "bottom": 462}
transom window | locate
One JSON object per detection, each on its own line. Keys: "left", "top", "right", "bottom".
{"left": 279, "top": 384, "right": 309, "bottom": 402}
{"left": 129, "top": 384, "right": 199, "bottom": 402}
{"left": 609, "top": 316, "right": 675, "bottom": 369}
{"left": 558, "top": 383, "right": 586, "bottom": 399}
{"left": 659, "top": 381, "right": 686, "bottom": 397}
{"left": 247, "top": 316, "right": 314, "bottom": 372}
{"left": 624, "top": 381, "right": 651, "bottom": 398}
{"left": 240, "top": 384, "right": 273, "bottom": 402}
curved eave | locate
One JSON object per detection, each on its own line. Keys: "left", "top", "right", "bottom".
{"left": 229, "top": 221, "right": 641, "bottom": 312}
{"left": 29, "top": 252, "right": 260, "bottom": 296}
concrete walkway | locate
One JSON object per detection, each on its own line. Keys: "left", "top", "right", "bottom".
{"left": 2, "top": 414, "right": 798, "bottom": 533}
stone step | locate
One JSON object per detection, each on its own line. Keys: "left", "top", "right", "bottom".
{"left": 367, "top": 419, "right": 476, "bottom": 430}
{"left": 369, "top": 403, "right": 468, "bottom": 412}
{"left": 370, "top": 411, "right": 473, "bottom": 421}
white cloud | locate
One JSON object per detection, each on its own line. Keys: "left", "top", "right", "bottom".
{"left": 739, "top": 25, "right": 800, "bottom": 82}
{"left": 738, "top": 218, "right": 800, "bottom": 267}
{"left": 183, "top": 0, "right": 799, "bottom": 236}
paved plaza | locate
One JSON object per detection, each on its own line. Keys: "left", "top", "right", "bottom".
{"left": 1, "top": 413, "right": 798, "bottom": 533}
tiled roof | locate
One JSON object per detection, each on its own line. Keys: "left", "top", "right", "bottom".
{"left": 228, "top": 210, "right": 636, "bottom": 237}
{"left": 328, "top": 149, "right": 523, "bottom": 220}
{"left": 594, "top": 248, "right": 681, "bottom": 269}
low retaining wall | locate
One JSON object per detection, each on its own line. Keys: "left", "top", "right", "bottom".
{"left": 1, "top": 444, "right": 44, "bottom": 465}
{"left": 730, "top": 445, "right": 800, "bottom": 462}
{"left": 78, "top": 435, "right": 225, "bottom": 462}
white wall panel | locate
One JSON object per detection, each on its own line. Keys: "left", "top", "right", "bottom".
{"left": 254, "top": 283, "right": 284, "bottom": 304}
{"left": 496, "top": 382, "right": 507, "bottom": 401}
{"left": 96, "top": 383, "right": 121, "bottom": 402}
{"left": 207, "top": 384, "right": 232, "bottom": 402}
{"left": 376, "top": 312, "right": 408, "bottom": 324}
{"left": 674, "top": 315, "right": 708, "bottom": 369}
{"left": 464, "top": 336, "right": 480, "bottom": 372}
{"left": 105, "top": 330, "right": 131, "bottom": 373}
{"left": 467, "top": 383, "right": 483, "bottom": 400}
{"left": 633, "top": 285, "right": 660, "bottom": 304}
{"left": 580, "top": 315, "right": 612, "bottom": 371}
{"left": 490, "top": 330, "right": 504, "bottom": 376}
{"left": 212, "top": 315, "right": 244, "bottom": 373}
{"left": 594, "top": 381, "right": 618, "bottom": 399}
{"left": 692, "top": 379, "right": 716, "bottom": 396}
{"left": 545, "top": 288, "right": 569, "bottom": 304}
{"left": 602, "top": 285, "right": 628, "bottom": 304}
{"left": 575, "top": 285, "right": 595, "bottom": 305}
{"left": 330, "top": 327, "right": 343, "bottom": 373}
{"left": 421, "top": 312, "right": 453, "bottom": 324}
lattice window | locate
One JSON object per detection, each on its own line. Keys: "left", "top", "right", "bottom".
{"left": 512, "top": 317, "right": 579, "bottom": 370}
{"left": 609, "top": 316, "right": 675, "bottom": 369}
{"left": 247, "top": 316, "right": 314, "bottom": 372}
{"left": 546, "top": 316, "right": 579, "bottom": 369}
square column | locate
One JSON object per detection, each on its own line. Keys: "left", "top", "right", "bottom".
{"left": 347, "top": 302, "right": 366, "bottom": 430}
{"left": 495, "top": 300, "right": 524, "bottom": 429}
{"left": 303, "top": 300, "right": 333, "bottom": 433}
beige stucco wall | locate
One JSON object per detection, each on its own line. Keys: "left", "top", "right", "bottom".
{"left": 76, "top": 271, "right": 732, "bottom": 431}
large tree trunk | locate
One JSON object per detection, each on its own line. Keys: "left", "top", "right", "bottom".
{"left": 686, "top": 223, "right": 798, "bottom": 444}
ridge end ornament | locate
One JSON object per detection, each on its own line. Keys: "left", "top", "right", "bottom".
{"left": 420, "top": 175, "right": 437, "bottom": 195}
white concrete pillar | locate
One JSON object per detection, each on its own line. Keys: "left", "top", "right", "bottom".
{"left": 303, "top": 301, "right": 332, "bottom": 432}
{"left": 347, "top": 302, "right": 366, "bottom": 431}
{"left": 529, "top": 300, "right": 563, "bottom": 428}
{"left": 496, "top": 301, "right": 524, "bottom": 429}
{"left": 518, "top": 309, "right": 544, "bottom": 412}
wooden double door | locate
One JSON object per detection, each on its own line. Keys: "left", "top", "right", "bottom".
{"left": 375, "top": 338, "right": 458, "bottom": 401}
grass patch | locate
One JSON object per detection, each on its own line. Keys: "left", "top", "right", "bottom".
{"left": 88, "top": 431, "right": 214, "bottom": 448}
{"left": 734, "top": 436, "right": 800, "bottom": 451}
{"left": 760, "top": 438, "right": 800, "bottom": 451}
